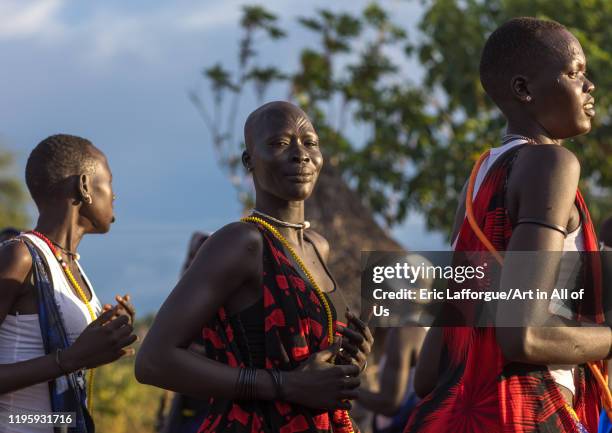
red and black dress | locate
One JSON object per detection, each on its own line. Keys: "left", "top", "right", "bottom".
{"left": 198, "top": 222, "right": 357, "bottom": 433}
{"left": 403, "top": 145, "right": 606, "bottom": 433}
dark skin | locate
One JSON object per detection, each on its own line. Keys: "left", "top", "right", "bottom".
{"left": 418, "top": 29, "right": 611, "bottom": 406}
{"left": 0, "top": 148, "right": 137, "bottom": 395}
{"left": 357, "top": 327, "right": 426, "bottom": 416}
{"left": 136, "top": 101, "right": 372, "bottom": 411}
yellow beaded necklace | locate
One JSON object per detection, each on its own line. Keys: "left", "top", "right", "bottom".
{"left": 30, "top": 231, "right": 96, "bottom": 410}
{"left": 241, "top": 216, "right": 334, "bottom": 344}
{"left": 240, "top": 217, "right": 354, "bottom": 433}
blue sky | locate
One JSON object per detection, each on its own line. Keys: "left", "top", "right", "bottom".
{"left": 1, "top": 0, "right": 447, "bottom": 314}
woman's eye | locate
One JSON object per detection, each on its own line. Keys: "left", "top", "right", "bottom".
{"left": 305, "top": 141, "right": 318, "bottom": 147}
{"left": 568, "top": 71, "right": 579, "bottom": 79}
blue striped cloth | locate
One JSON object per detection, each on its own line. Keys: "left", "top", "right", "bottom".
{"left": 5, "top": 237, "right": 94, "bottom": 433}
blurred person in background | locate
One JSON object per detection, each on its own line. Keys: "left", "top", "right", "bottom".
{"left": 0, "top": 227, "right": 21, "bottom": 243}
{"left": 158, "top": 231, "right": 210, "bottom": 433}
{"left": 357, "top": 327, "right": 425, "bottom": 433}
{"left": 356, "top": 254, "right": 431, "bottom": 433}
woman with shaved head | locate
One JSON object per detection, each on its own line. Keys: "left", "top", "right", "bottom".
{"left": 137, "top": 101, "right": 372, "bottom": 433}
{"left": 404, "top": 17, "right": 610, "bottom": 433}
{"left": 0, "top": 134, "right": 137, "bottom": 433}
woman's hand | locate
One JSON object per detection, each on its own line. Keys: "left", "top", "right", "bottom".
{"left": 103, "top": 293, "right": 136, "bottom": 325}
{"left": 63, "top": 306, "right": 138, "bottom": 371}
{"left": 283, "top": 337, "right": 361, "bottom": 410}
{"left": 336, "top": 310, "right": 374, "bottom": 371}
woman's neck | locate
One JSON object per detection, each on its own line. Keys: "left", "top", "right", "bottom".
{"left": 34, "top": 206, "right": 84, "bottom": 253}
{"left": 505, "top": 119, "right": 561, "bottom": 145}
{"left": 253, "top": 198, "right": 306, "bottom": 247}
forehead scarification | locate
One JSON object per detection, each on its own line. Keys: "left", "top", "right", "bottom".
{"left": 244, "top": 101, "right": 314, "bottom": 151}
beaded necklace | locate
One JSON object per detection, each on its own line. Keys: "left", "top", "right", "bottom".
{"left": 501, "top": 133, "right": 537, "bottom": 145}
{"left": 251, "top": 209, "right": 311, "bottom": 230}
{"left": 29, "top": 230, "right": 96, "bottom": 410}
{"left": 50, "top": 240, "right": 80, "bottom": 261}
{"left": 241, "top": 216, "right": 333, "bottom": 343}
{"left": 241, "top": 216, "right": 354, "bottom": 433}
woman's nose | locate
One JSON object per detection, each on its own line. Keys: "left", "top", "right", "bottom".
{"left": 290, "top": 144, "right": 310, "bottom": 163}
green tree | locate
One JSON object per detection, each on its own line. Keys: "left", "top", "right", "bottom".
{"left": 195, "top": 1, "right": 611, "bottom": 235}
{"left": 417, "top": 0, "right": 612, "bottom": 226}
{"left": 92, "top": 315, "right": 164, "bottom": 433}
{"left": 191, "top": 4, "right": 412, "bottom": 306}
{"left": 0, "top": 148, "right": 29, "bottom": 229}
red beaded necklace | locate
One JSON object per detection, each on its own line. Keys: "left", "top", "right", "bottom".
{"left": 28, "top": 230, "right": 97, "bottom": 409}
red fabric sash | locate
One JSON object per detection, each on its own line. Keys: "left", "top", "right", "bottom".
{"left": 404, "top": 146, "right": 605, "bottom": 433}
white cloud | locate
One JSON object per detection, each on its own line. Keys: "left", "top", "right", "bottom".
{"left": 0, "top": 1, "right": 240, "bottom": 63}
{"left": 0, "top": 0, "right": 316, "bottom": 64}
{"left": 0, "top": 0, "right": 65, "bottom": 40}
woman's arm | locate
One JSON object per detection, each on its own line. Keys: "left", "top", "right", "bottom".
{"left": 413, "top": 327, "right": 443, "bottom": 398}
{"left": 135, "top": 223, "right": 361, "bottom": 410}
{"left": 0, "top": 243, "right": 135, "bottom": 394}
{"left": 496, "top": 145, "right": 611, "bottom": 364}
{"left": 0, "top": 243, "right": 68, "bottom": 393}
{"left": 135, "top": 222, "right": 271, "bottom": 398}
{"left": 357, "top": 327, "right": 426, "bottom": 415}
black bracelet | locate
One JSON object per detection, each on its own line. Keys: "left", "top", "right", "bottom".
{"left": 247, "top": 368, "right": 257, "bottom": 401}
{"left": 264, "top": 368, "right": 285, "bottom": 400}
{"left": 235, "top": 367, "right": 259, "bottom": 400}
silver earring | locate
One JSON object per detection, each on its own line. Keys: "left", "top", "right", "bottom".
{"left": 525, "top": 96, "right": 532, "bottom": 102}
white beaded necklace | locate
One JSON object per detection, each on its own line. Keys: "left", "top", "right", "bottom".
{"left": 250, "top": 209, "right": 311, "bottom": 230}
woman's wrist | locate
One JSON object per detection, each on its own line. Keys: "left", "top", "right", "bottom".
{"left": 59, "top": 346, "right": 82, "bottom": 373}
{"left": 279, "top": 370, "right": 298, "bottom": 403}
{"left": 262, "top": 368, "right": 285, "bottom": 400}
{"left": 255, "top": 369, "right": 277, "bottom": 400}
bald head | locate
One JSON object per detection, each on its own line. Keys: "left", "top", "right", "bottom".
{"left": 244, "top": 101, "right": 313, "bottom": 152}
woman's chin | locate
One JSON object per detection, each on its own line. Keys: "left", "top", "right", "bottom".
{"left": 553, "top": 121, "right": 592, "bottom": 140}
{"left": 279, "top": 184, "right": 315, "bottom": 202}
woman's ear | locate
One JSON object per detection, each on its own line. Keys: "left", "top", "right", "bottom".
{"left": 242, "top": 150, "right": 252, "bottom": 172}
{"left": 511, "top": 75, "right": 532, "bottom": 103}
{"left": 79, "top": 173, "right": 93, "bottom": 204}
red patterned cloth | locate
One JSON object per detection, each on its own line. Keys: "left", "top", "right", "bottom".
{"left": 403, "top": 145, "right": 604, "bottom": 433}
{"left": 198, "top": 222, "right": 358, "bottom": 433}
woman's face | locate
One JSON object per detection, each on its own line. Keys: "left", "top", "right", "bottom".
{"left": 80, "top": 152, "right": 115, "bottom": 234}
{"left": 529, "top": 29, "right": 595, "bottom": 139}
{"left": 248, "top": 106, "right": 323, "bottom": 202}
